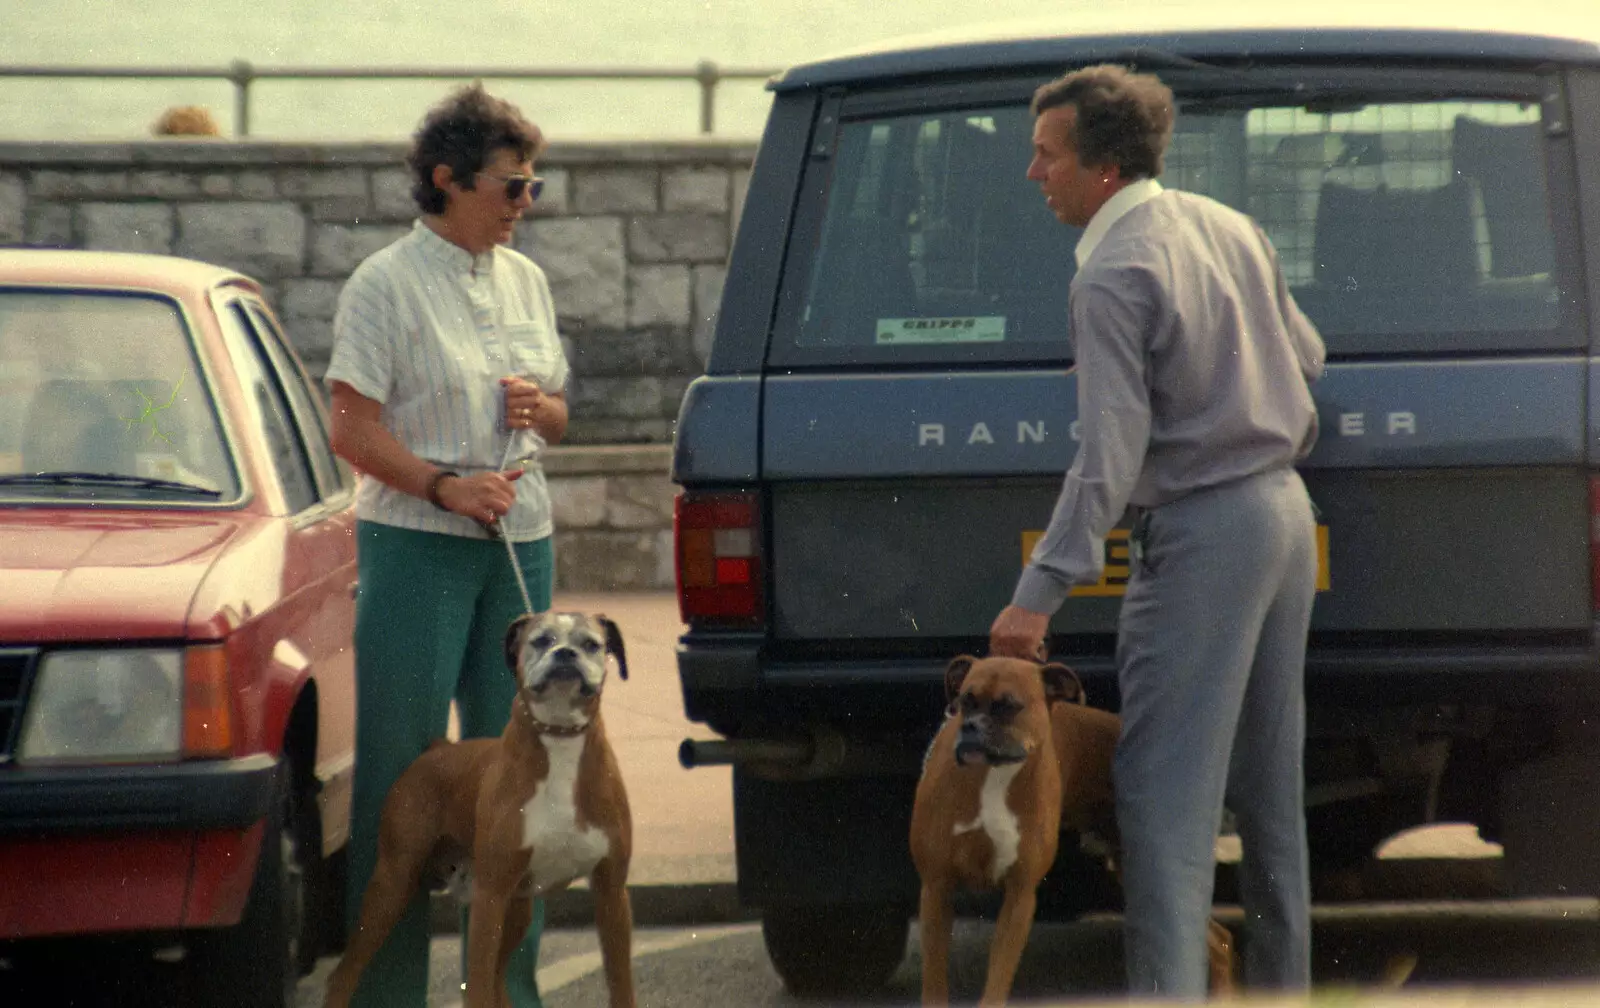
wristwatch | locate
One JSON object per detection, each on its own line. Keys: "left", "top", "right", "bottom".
{"left": 426, "top": 469, "right": 458, "bottom": 511}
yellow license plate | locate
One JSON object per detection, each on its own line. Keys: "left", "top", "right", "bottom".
{"left": 1021, "top": 526, "right": 1331, "bottom": 596}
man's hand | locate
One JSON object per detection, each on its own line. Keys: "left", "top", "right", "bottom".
{"left": 989, "top": 604, "right": 1051, "bottom": 661}
{"left": 501, "top": 376, "right": 545, "bottom": 431}
{"left": 436, "top": 469, "right": 524, "bottom": 527}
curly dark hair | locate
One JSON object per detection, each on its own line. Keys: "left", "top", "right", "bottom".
{"left": 408, "top": 82, "right": 546, "bottom": 215}
{"left": 1031, "top": 65, "right": 1175, "bottom": 180}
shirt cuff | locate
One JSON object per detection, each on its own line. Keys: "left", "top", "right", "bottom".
{"left": 1011, "top": 565, "right": 1074, "bottom": 616}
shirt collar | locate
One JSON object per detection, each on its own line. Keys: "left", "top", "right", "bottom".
{"left": 411, "top": 219, "right": 496, "bottom": 276}
{"left": 1074, "top": 177, "right": 1165, "bottom": 268}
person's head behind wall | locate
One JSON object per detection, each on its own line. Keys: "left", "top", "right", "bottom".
{"left": 152, "top": 105, "right": 222, "bottom": 137}
{"left": 408, "top": 82, "right": 547, "bottom": 254}
{"left": 1027, "top": 64, "right": 1175, "bottom": 227}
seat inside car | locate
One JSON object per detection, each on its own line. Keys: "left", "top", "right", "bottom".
{"left": 1451, "top": 115, "right": 1553, "bottom": 279}
{"left": 21, "top": 378, "right": 141, "bottom": 475}
{"left": 1313, "top": 176, "right": 1479, "bottom": 297}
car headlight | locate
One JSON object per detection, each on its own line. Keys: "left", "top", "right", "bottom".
{"left": 18, "top": 649, "right": 183, "bottom": 764}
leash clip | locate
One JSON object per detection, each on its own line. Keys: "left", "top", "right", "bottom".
{"left": 1129, "top": 509, "right": 1152, "bottom": 569}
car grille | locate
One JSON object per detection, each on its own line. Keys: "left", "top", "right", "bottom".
{"left": 0, "top": 648, "right": 40, "bottom": 763}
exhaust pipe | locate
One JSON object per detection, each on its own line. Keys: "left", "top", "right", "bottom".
{"left": 679, "top": 728, "right": 925, "bottom": 780}
{"left": 678, "top": 736, "right": 813, "bottom": 769}
{"left": 679, "top": 728, "right": 849, "bottom": 780}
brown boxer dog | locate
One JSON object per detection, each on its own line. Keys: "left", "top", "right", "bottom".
{"left": 325, "top": 612, "right": 635, "bottom": 1008}
{"left": 911, "top": 654, "right": 1235, "bottom": 1006}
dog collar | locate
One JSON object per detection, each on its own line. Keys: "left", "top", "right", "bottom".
{"left": 518, "top": 690, "right": 594, "bottom": 738}
{"left": 530, "top": 717, "right": 589, "bottom": 738}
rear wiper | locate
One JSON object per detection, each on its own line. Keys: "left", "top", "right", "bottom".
{"left": 0, "top": 471, "right": 223, "bottom": 498}
{"left": 1111, "top": 47, "right": 1240, "bottom": 73}
{"left": 1106, "top": 47, "right": 1258, "bottom": 84}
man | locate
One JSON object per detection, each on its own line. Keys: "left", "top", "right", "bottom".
{"left": 988, "top": 65, "right": 1326, "bottom": 998}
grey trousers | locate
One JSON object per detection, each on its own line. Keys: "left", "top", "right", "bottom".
{"left": 1115, "top": 467, "right": 1316, "bottom": 999}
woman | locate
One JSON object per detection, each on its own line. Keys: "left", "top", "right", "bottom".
{"left": 325, "top": 82, "right": 568, "bottom": 1008}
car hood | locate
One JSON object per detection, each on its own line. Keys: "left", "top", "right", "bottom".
{"left": 0, "top": 511, "right": 245, "bottom": 643}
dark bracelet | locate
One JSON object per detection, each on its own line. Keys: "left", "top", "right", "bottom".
{"left": 425, "top": 470, "right": 458, "bottom": 511}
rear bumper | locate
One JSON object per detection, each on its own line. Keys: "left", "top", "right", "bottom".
{"left": 0, "top": 755, "right": 278, "bottom": 940}
{"left": 679, "top": 639, "right": 1600, "bottom": 725}
{"left": 1307, "top": 641, "right": 1600, "bottom": 678}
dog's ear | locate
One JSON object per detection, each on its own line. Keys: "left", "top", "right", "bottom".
{"left": 944, "top": 655, "right": 977, "bottom": 704}
{"left": 597, "top": 614, "right": 628, "bottom": 680}
{"left": 1040, "top": 662, "right": 1084, "bottom": 705}
{"left": 504, "top": 613, "right": 537, "bottom": 675}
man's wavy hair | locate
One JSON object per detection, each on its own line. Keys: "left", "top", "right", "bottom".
{"left": 1031, "top": 65, "right": 1175, "bottom": 180}
{"left": 408, "top": 83, "right": 546, "bottom": 215}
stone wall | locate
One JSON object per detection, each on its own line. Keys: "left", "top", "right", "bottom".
{"left": 545, "top": 443, "right": 678, "bottom": 592}
{"left": 0, "top": 139, "right": 757, "bottom": 590}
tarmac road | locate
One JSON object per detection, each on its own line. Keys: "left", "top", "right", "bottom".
{"left": 287, "top": 899, "right": 1600, "bottom": 1008}
{"left": 9, "top": 894, "right": 1600, "bottom": 1008}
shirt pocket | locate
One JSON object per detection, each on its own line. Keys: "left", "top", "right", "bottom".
{"left": 502, "top": 320, "right": 561, "bottom": 390}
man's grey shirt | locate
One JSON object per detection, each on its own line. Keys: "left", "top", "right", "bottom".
{"left": 1012, "top": 189, "right": 1327, "bottom": 614}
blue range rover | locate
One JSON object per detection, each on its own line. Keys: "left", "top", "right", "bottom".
{"left": 673, "top": 13, "right": 1600, "bottom": 996}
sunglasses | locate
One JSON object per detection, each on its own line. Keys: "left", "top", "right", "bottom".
{"left": 477, "top": 172, "right": 544, "bottom": 202}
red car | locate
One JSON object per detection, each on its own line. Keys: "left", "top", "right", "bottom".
{"left": 0, "top": 249, "right": 356, "bottom": 1008}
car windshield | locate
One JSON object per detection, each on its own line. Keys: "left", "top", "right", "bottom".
{"left": 0, "top": 290, "right": 240, "bottom": 501}
{"left": 791, "top": 89, "right": 1562, "bottom": 361}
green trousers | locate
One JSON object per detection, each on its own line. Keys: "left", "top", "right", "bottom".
{"left": 346, "top": 521, "right": 553, "bottom": 1008}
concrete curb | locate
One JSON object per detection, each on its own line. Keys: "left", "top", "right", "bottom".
{"left": 430, "top": 883, "right": 757, "bottom": 934}
{"left": 425, "top": 858, "right": 1506, "bottom": 935}
{"left": 423, "top": 857, "right": 1508, "bottom": 934}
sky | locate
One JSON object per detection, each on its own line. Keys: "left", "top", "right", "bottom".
{"left": 5, "top": 0, "right": 1599, "bottom": 140}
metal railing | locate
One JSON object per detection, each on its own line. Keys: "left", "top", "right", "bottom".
{"left": 0, "top": 60, "right": 781, "bottom": 136}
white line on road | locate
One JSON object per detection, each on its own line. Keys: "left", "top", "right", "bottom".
{"left": 537, "top": 923, "right": 759, "bottom": 995}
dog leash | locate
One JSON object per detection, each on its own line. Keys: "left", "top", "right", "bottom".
{"left": 491, "top": 427, "right": 542, "bottom": 618}
{"left": 494, "top": 434, "right": 596, "bottom": 741}
{"left": 492, "top": 433, "right": 593, "bottom": 740}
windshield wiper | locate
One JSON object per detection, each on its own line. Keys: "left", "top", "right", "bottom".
{"left": 0, "top": 471, "right": 223, "bottom": 498}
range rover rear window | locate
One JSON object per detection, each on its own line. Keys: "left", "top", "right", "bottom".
{"left": 773, "top": 74, "right": 1577, "bottom": 367}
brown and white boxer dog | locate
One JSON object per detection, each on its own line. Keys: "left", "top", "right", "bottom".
{"left": 325, "top": 612, "right": 635, "bottom": 1008}
{"left": 911, "top": 654, "right": 1235, "bottom": 1006}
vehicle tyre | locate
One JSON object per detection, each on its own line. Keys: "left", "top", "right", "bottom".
{"left": 293, "top": 775, "right": 342, "bottom": 969}
{"left": 312, "top": 845, "right": 350, "bottom": 957}
{"left": 1307, "top": 793, "right": 1418, "bottom": 899}
{"left": 761, "top": 902, "right": 909, "bottom": 998}
{"left": 190, "top": 763, "right": 313, "bottom": 1008}
{"left": 1034, "top": 839, "right": 1123, "bottom": 919}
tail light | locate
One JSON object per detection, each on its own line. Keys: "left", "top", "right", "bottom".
{"left": 183, "top": 645, "right": 234, "bottom": 758}
{"left": 1591, "top": 476, "right": 1600, "bottom": 612}
{"left": 675, "top": 490, "right": 764, "bottom": 627}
